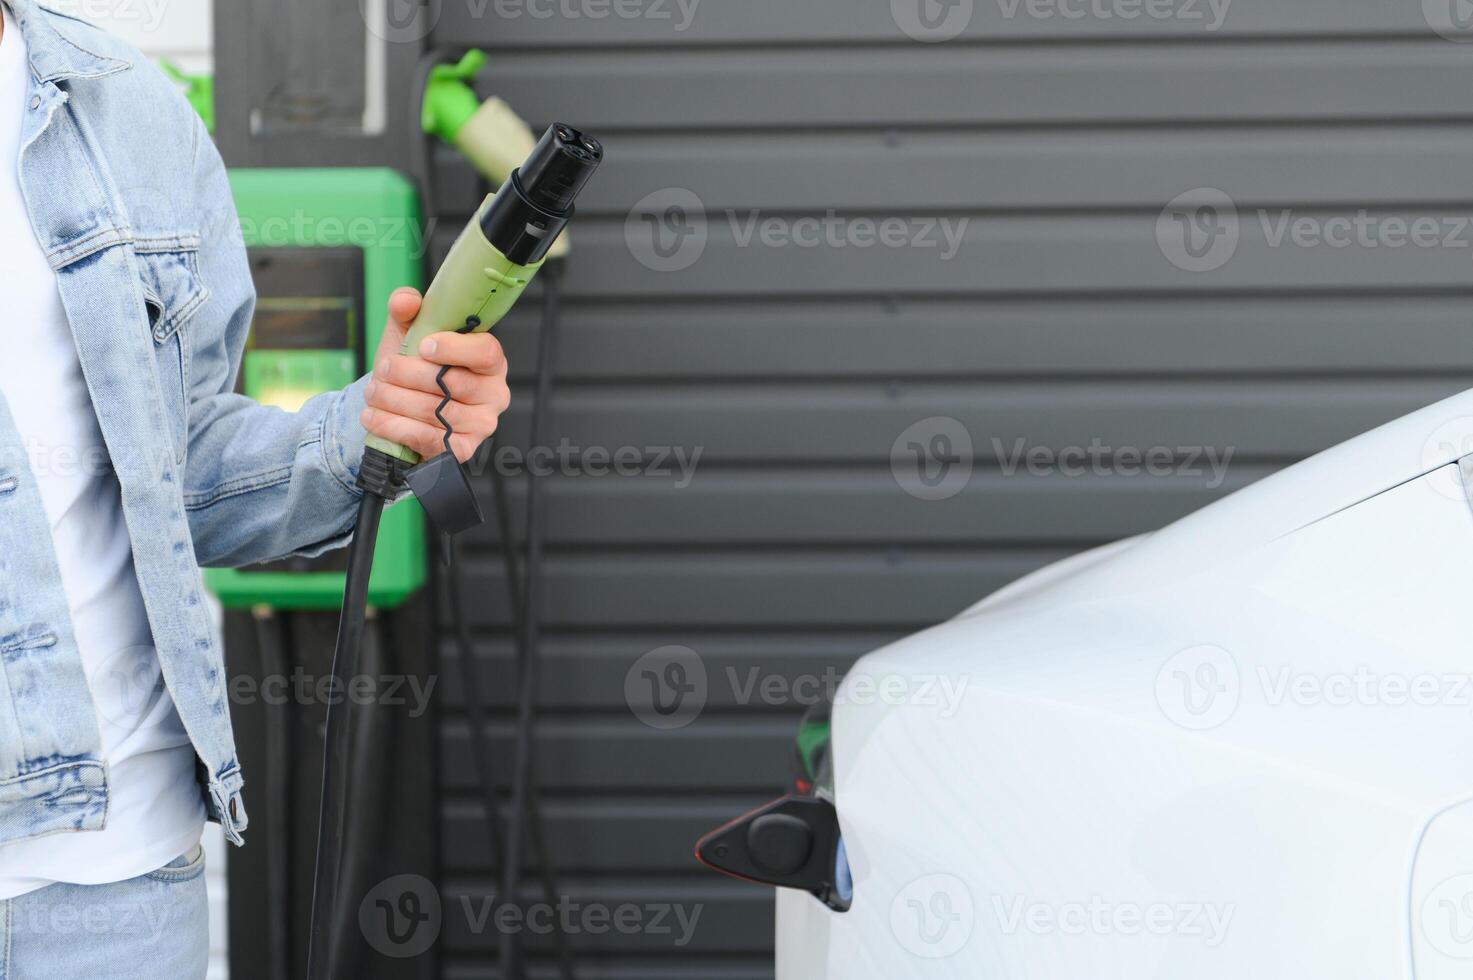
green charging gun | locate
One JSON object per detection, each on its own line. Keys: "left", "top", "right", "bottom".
{"left": 360, "top": 121, "right": 602, "bottom": 529}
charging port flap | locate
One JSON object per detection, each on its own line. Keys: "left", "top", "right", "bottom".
{"left": 695, "top": 794, "right": 851, "bottom": 912}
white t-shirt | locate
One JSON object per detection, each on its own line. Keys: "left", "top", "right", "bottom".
{"left": 0, "top": 5, "right": 203, "bottom": 900}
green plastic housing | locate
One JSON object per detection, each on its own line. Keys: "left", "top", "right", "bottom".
{"left": 365, "top": 193, "right": 543, "bottom": 464}
{"left": 204, "top": 169, "right": 427, "bottom": 610}
{"left": 421, "top": 50, "right": 487, "bottom": 144}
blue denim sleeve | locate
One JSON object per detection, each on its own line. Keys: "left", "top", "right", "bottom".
{"left": 180, "top": 114, "right": 373, "bottom": 569}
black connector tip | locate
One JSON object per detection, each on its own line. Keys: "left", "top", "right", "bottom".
{"left": 519, "top": 123, "right": 603, "bottom": 214}
{"left": 479, "top": 123, "right": 604, "bottom": 266}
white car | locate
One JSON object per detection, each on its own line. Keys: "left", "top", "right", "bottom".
{"left": 702, "top": 389, "right": 1473, "bottom": 979}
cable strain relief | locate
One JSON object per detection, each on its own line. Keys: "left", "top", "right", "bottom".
{"left": 357, "top": 447, "right": 412, "bottom": 501}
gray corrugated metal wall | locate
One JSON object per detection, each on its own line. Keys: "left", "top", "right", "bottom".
{"left": 432, "top": 3, "right": 1473, "bottom": 978}
{"left": 223, "top": 2, "right": 1473, "bottom": 977}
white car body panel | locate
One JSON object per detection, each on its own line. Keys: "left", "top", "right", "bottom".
{"left": 777, "top": 390, "right": 1473, "bottom": 979}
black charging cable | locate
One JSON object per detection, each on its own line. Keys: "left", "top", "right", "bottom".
{"left": 435, "top": 267, "right": 575, "bottom": 980}
{"left": 495, "top": 262, "right": 565, "bottom": 980}
{"left": 307, "top": 472, "right": 392, "bottom": 980}
{"left": 486, "top": 461, "right": 576, "bottom": 980}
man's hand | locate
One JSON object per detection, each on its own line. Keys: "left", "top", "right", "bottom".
{"left": 360, "top": 287, "right": 511, "bottom": 462}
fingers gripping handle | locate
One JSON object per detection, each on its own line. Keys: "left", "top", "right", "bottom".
{"left": 363, "top": 194, "right": 543, "bottom": 465}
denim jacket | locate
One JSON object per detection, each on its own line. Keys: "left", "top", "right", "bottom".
{"left": 0, "top": 0, "right": 371, "bottom": 848}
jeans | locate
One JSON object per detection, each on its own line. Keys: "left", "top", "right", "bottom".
{"left": 0, "top": 845, "right": 208, "bottom": 980}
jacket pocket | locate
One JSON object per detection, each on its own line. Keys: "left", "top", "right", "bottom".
{"left": 137, "top": 241, "right": 209, "bottom": 463}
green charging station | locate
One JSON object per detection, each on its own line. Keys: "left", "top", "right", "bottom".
{"left": 203, "top": 169, "right": 427, "bottom": 610}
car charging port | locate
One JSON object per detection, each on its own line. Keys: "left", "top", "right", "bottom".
{"left": 695, "top": 795, "right": 852, "bottom": 913}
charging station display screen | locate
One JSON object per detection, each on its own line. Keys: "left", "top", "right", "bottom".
{"left": 246, "top": 246, "right": 364, "bottom": 354}
{"left": 237, "top": 246, "right": 367, "bottom": 575}
{"left": 251, "top": 297, "right": 356, "bottom": 352}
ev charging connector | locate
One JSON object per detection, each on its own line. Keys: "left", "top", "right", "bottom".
{"left": 421, "top": 50, "right": 572, "bottom": 260}
{"left": 307, "top": 122, "right": 602, "bottom": 980}
{"left": 362, "top": 122, "right": 599, "bottom": 527}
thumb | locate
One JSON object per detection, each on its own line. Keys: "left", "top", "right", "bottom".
{"left": 386, "top": 286, "right": 423, "bottom": 339}
{"left": 376, "top": 287, "right": 423, "bottom": 361}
